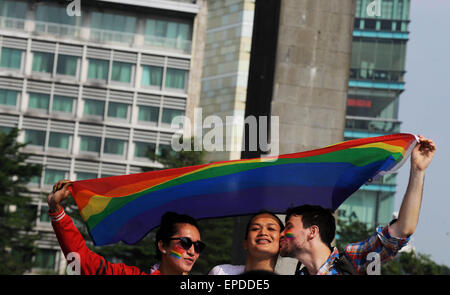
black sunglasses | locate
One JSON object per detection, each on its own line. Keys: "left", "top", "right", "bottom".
{"left": 168, "top": 237, "right": 206, "bottom": 254}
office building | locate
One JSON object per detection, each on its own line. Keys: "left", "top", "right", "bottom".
{"left": 0, "top": 0, "right": 204, "bottom": 274}
{"left": 338, "top": 0, "right": 411, "bottom": 228}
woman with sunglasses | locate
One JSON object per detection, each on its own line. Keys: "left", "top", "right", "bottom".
{"left": 152, "top": 211, "right": 206, "bottom": 275}
{"left": 47, "top": 180, "right": 205, "bottom": 275}
{"left": 208, "top": 211, "right": 284, "bottom": 275}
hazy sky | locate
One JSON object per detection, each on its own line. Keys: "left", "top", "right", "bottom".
{"left": 394, "top": 0, "right": 450, "bottom": 267}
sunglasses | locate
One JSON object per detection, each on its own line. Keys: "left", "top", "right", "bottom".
{"left": 168, "top": 237, "right": 206, "bottom": 254}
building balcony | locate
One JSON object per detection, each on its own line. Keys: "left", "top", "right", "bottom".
{"left": 34, "top": 20, "right": 82, "bottom": 39}
{"left": 89, "top": 27, "right": 135, "bottom": 46}
{"left": 144, "top": 35, "right": 192, "bottom": 55}
{"left": 354, "top": 18, "right": 410, "bottom": 33}
{"left": 0, "top": 16, "right": 25, "bottom": 31}
{"left": 345, "top": 116, "right": 401, "bottom": 136}
{"left": 350, "top": 68, "right": 405, "bottom": 83}
{"left": 0, "top": 16, "right": 192, "bottom": 55}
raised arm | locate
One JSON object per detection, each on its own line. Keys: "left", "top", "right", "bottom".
{"left": 389, "top": 135, "right": 436, "bottom": 238}
{"left": 47, "top": 180, "right": 145, "bottom": 275}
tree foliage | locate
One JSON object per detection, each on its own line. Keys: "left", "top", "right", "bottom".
{"left": 335, "top": 216, "right": 374, "bottom": 252}
{"left": 0, "top": 128, "right": 42, "bottom": 274}
{"left": 382, "top": 250, "right": 450, "bottom": 275}
{"left": 336, "top": 216, "right": 450, "bottom": 275}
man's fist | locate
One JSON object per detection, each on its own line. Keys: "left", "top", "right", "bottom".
{"left": 411, "top": 135, "right": 436, "bottom": 172}
{"left": 47, "top": 180, "right": 72, "bottom": 213}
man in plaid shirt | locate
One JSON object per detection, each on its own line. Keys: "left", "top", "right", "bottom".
{"left": 279, "top": 135, "right": 436, "bottom": 275}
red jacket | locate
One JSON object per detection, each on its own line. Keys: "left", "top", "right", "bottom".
{"left": 49, "top": 208, "right": 160, "bottom": 275}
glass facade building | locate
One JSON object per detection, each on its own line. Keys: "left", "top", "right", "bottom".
{"left": 0, "top": 0, "right": 200, "bottom": 274}
{"left": 338, "top": 0, "right": 410, "bottom": 228}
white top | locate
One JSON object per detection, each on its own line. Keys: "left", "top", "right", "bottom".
{"left": 208, "top": 264, "right": 246, "bottom": 275}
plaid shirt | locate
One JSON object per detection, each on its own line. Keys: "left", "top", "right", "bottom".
{"left": 298, "top": 219, "right": 410, "bottom": 275}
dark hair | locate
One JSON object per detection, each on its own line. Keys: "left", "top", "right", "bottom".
{"left": 155, "top": 211, "right": 201, "bottom": 260}
{"left": 244, "top": 211, "right": 285, "bottom": 240}
{"left": 240, "top": 270, "right": 278, "bottom": 276}
{"left": 285, "top": 205, "right": 335, "bottom": 249}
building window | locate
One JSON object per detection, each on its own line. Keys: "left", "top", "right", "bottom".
{"left": 0, "top": 89, "right": 18, "bottom": 107}
{"left": 134, "top": 142, "right": 156, "bottom": 158}
{"left": 351, "top": 38, "right": 406, "bottom": 82}
{"left": 52, "top": 95, "right": 74, "bottom": 113}
{"left": 48, "top": 132, "right": 70, "bottom": 150}
{"left": 90, "top": 12, "right": 136, "bottom": 33}
{"left": 36, "top": 3, "right": 78, "bottom": 26}
{"left": 0, "top": 0, "right": 27, "bottom": 19}
{"left": 76, "top": 172, "right": 97, "bottom": 180}
{"left": 88, "top": 59, "right": 109, "bottom": 81}
{"left": 24, "top": 129, "right": 46, "bottom": 147}
{"left": 141, "top": 65, "right": 162, "bottom": 87}
{"left": 80, "top": 136, "right": 101, "bottom": 153}
{"left": 44, "top": 169, "right": 66, "bottom": 186}
{"left": 111, "top": 61, "right": 132, "bottom": 83}
{"left": 104, "top": 138, "right": 125, "bottom": 155}
{"left": 364, "top": 19, "right": 376, "bottom": 30}
{"left": 145, "top": 19, "right": 191, "bottom": 52}
{"left": 28, "top": 93, "right": 50, "bottom": 111}
{"left": 101, "top": 174, "right": 117, "bottom": 178}
{"left": 107, "top": 102, "right": 128, "bottom": 119}
{"left": 39, "top": 205, "right": 51, "bottom": 223}
{"left": 138, "top": 106, "right": 159, "bottom": 123}
{"left": 0, "top": 126, "right": 12, "bottom": 134}
{"left": 380, "top": 20, "right": 392, "bottom": 31}
{"left": 380, "top": 0, "right": 394, "bottom": 19}
{"left": 165, "top": 68, "right": 187, "bottom": 90}
{"left": 157, "top": 144, "right": 175, "bottom": 157}
{"left": 30, "top": 174, "right": 41, "bottom": 186}
{"left": 32, "top": 52, "right": 54, "bottom": 73}
{"left": 0, "top": 47, "right": 22, "bottom": 69}
{"left": 162, "top": 108, "right": 184, "bottom": 125}
{"left": 83, "top": 99, "right": 105, "bottom": 117}
{"left": 34, "top": 249, "right": 56, "bottom": 270}
{"left": 56, "top": 55, "right": 78, "bottom": 76}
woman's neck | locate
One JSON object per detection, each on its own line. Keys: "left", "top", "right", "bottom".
{"left": 244, "top": 254, "right": 276, "bottom": 272}
{"left": 159, "top": 261, "right": 185, "bottom": 275}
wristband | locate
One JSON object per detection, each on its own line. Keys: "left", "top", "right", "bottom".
{"left": 48, "top": 206, "right": 65, "bottom": 222}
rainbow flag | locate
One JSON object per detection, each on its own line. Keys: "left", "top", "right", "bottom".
{"left": 69, "top": 133, "right": 418, "bottom": 246}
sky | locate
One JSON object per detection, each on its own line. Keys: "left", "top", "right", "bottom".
{"left": 393, "top": 0, "right": 450, "bottom": 267}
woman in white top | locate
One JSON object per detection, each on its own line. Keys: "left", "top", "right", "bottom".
{"left": 208, "top": 211, "right": 284, "bottom": 275}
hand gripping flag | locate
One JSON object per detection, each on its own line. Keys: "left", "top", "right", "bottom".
{"left": 68, "top": 133, "right": 418, "bottom": 246}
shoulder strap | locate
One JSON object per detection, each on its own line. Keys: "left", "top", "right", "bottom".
{"left": 294, "top": 252, "right": 359, "bottom": 275}
{"left": 334, "top": 252, "right": 358, "bottom": 275}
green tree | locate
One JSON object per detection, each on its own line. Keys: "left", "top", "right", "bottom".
{"left": 0, "top": 128, "right": 42, "bottom": 274}
{"left": 336, "top": 217, "right": 450, "bottom": 274}
{"left": 383, "top": 250, "right": 450, "bottom": 275}
{"left": 335, "top": 216, "right": 374, "bottom": 252}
